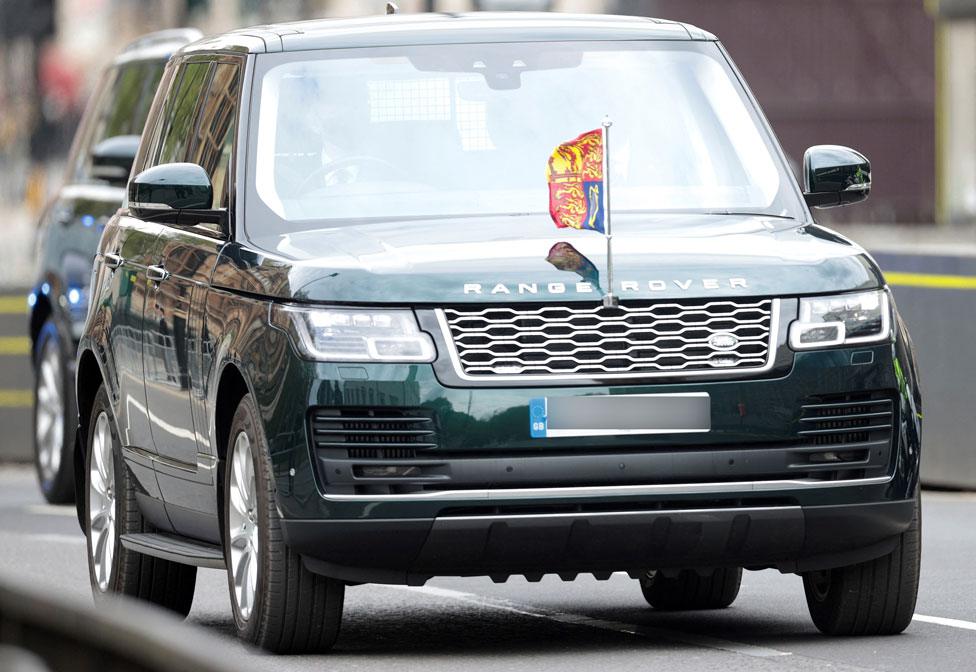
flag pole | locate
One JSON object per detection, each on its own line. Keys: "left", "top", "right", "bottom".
{"left": 601, "top": 115, "right": 618, "bottom": 308}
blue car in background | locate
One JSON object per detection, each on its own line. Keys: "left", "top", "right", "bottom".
{"left": 28, "top": 28, "right": 201, "bottom": 503}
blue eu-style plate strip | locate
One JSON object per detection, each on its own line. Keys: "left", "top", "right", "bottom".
{"left": 529, "top": 397, "right": 548, "bottom": 438}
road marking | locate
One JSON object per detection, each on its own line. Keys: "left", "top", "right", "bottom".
{"left": 0, "top": 389, "right": 31, "bottom": 408}
{"left": 385, "top": 584, "right": 792, "bottom": 659}
{"left": 24, "top": 504, "right": 76, "bottom": 517}
{"left": 886, "top": 271, "right": 976, "bottom": 290}
{"left": 0, "top": 296, "right": 27, "bottom": 314}
{"left": 914, "top": 614, "right": 976, "bottom": 632}
{"left": 4, "top": 532, "right": 84, "bottom": 545}
{"left": 0, "top": 336, "right": 29, "bottom": 355}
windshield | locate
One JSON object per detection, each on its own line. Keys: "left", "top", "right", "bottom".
{"left": 246, "top": 41, "right": 803, "bottom": 240}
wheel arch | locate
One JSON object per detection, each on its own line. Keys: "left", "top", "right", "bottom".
{"left": 214, "top": 362, "right": 252, "bottom": 463}
{"left": 73, "top": 347, "right": 105, "bottom": 529}
{"left": 212, "top": 361, "right": 255, "bottom": 545}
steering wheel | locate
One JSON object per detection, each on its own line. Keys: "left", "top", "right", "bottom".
{"left": 296, "top": 155, "right": 408, "bottom": 193}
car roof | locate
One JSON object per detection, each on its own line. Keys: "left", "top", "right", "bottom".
{"left": 115, "top": 28, "right": 204, "bottom": 65}
{"left": 180, "top": 12, "right": 715, "bottom": 56}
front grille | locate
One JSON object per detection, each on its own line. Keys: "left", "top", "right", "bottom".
{"left": 309, "top": 408, "right": 437, "bottom": 459}
{"left": 440, "top": 299, "right": 775, "bottom": 377}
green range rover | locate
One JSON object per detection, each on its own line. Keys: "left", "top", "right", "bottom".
{"left": 76, "top": 12, "right": 922, "bottom": 653}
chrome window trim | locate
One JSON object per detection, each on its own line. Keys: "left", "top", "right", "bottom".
{"left": 318, "top": 474, "right": 891, "bottom": 502}
{"left": 435, "top": 297, "right": 781, "bottom": 383}
{"left": 129, "top": 201, "right": 174, "bottom": 211}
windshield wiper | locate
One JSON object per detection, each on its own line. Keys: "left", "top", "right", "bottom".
{"left": 712, "top": 211, "right": 797, "bottom": 220}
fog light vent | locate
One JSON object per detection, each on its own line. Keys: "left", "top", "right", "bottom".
{"left": 309, "top": 407, "right": 437, "bottom": 456}
{"left": 798, "top": 394, "right": 894, "bottom": 447}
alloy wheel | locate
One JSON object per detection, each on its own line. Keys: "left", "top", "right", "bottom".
{"left": 88, "top": 412, "right": 116, "bottom": 591}
{"left": 35, "top": 339, "right": 64, "bottom": 483}
{"left": 228, "top": 431, "right": 259, "bottom": 621}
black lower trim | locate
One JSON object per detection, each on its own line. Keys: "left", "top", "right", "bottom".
{"left": 283, "top": 498, "right": 915, "bottom": 585}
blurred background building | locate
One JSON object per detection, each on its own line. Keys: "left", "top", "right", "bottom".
{"left": 1, "top": 0, "right": 972, "bottom": 229}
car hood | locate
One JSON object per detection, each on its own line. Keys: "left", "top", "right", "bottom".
{"left": 225, "top": 214, "right": 883, "bottom": 304}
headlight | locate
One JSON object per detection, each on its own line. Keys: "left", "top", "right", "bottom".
{"left": 789, "top": 290, "right": 890, "bottom": 350}
{"left": 271, "top": 305, "right": 436, "bottom": 362}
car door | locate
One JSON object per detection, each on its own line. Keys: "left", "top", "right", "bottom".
{"left": 101, "top": 215, "right": 164, "bottom": 452}
{"left": 142, "top": 58, "right": 243, "bottom": 538}
{"left": 96, "top": 63, "right": 177, "bottom": 455}
{"left": 133, "top": 58, "right": 215, "bottom": 470}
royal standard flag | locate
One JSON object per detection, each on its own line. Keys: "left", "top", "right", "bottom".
{"left": 546, "top": 129, "right": 605, "bottom": 234}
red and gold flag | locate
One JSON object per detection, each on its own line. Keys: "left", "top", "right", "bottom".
{"left": 546, "top": 129, "right": 605, "bottom": 234}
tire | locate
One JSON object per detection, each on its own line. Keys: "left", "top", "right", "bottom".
{"left": 223, "top": 393, "right": 344, "bottom": 653}
{"left": 802, "top": 496, "right": 921, "bottom": 636}
{"left": 33, "top": 318, "right": 77, "bottom": 504}
{"left": 85, "top": 383, "right": 196, "bottom": 615}
{"left": 640, "top": 567, "right": 742, "bottom": 610}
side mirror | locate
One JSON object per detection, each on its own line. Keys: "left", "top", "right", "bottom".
{"left": 802, "top": 145, "right": 871, "bottom": 209}
{"left": 91, "top": 135, "right": 140, "bottom": 186}
{"left": 128, "top": 163, "right": 213, "bottom": 220}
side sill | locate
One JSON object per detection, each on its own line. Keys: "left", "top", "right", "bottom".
{"left": 120, "top": 532, "right": 226, "bottom": 569}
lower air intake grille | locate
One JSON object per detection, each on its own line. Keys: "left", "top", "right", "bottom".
{"left": 799, "top": 394, "right": 894, "bottom": 447}
{"left": 309, "top": 408, "right": 437, "bottom": 459}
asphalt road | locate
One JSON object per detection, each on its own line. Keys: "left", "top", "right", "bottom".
{"left": 0, "top": 467, "right": 974, "bottom": 671}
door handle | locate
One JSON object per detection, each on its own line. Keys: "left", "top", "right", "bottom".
{"left": 103, "top": 253, "right": 124, "bottom": 269}
{"left": 146, "top": 265, "right": 170, "bottom": 283}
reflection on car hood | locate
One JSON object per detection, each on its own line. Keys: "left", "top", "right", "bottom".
{"left": 226, "top": 214, "right": 883, "bottom": 303}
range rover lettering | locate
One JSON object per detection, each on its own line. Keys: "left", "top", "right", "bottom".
{"left": 76, "top": 13, "right": 922, "bottom": 653}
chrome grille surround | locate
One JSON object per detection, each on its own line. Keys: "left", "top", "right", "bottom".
{"left": 437, "top": 298, "right": 780, "bottom": 381}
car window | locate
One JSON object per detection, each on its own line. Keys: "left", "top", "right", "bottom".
{"left": 153, "top": 61, "right": 210, "bottom": 167}
{"left": 69, "top": 60, "right": 165, "bottom": 183}
{"left": 246, "top": 41, "right": 803, "bottom": 239}
{"left": 187, "top": 62, "right": 241, "bottom": 209}
{"left": 133, "top": 65, "right": 178, "bottom": 176}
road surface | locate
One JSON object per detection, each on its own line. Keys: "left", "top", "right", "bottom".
{"left": 0, "top": 466, "right": 974, "bottom": 671}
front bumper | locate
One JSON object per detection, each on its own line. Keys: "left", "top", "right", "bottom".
{"left": 282, "top": 497, "right": 916, "bottom": 584}
{"left": 263, "top": 332, "right": 921, "bottom": 582}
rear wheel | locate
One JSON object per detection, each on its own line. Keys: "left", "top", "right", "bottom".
{"left": 639, "top": 568, "right": 742, "bottom": 610}
{"left": 802, "top": 496, "right": 920, "bottom": 636}
{"left": 223, "top": 393, "right": 345, "bottom": 653}
{"left": 85, "top": 383, "right": 196, "bottom": 614}
{"left": 33, "top": 318, "right": 76, "bottom": 503}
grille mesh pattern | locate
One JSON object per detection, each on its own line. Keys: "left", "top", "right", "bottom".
{"left": 441, "top": 299, "right": 775, "bottom": 377}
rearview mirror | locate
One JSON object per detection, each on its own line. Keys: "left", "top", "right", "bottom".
{"left": 802, "top": 145, "right": 871, "bottom": 209}
{"left": 128, "top": 163, "right": 213, "bottom": 219}
{"left": 91, "top": 135, "right": 140, "bottom": 186}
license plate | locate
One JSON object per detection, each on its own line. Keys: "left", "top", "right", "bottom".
{"left": 529, "top": 393, "right": 710, "bottom": 438}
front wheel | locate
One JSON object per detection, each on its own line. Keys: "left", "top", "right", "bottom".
{"left": 223, "top": 393, "right": 345, "bottom": 653}
{"left": 802, "top": 496, "right": 921, "bottom": 636}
